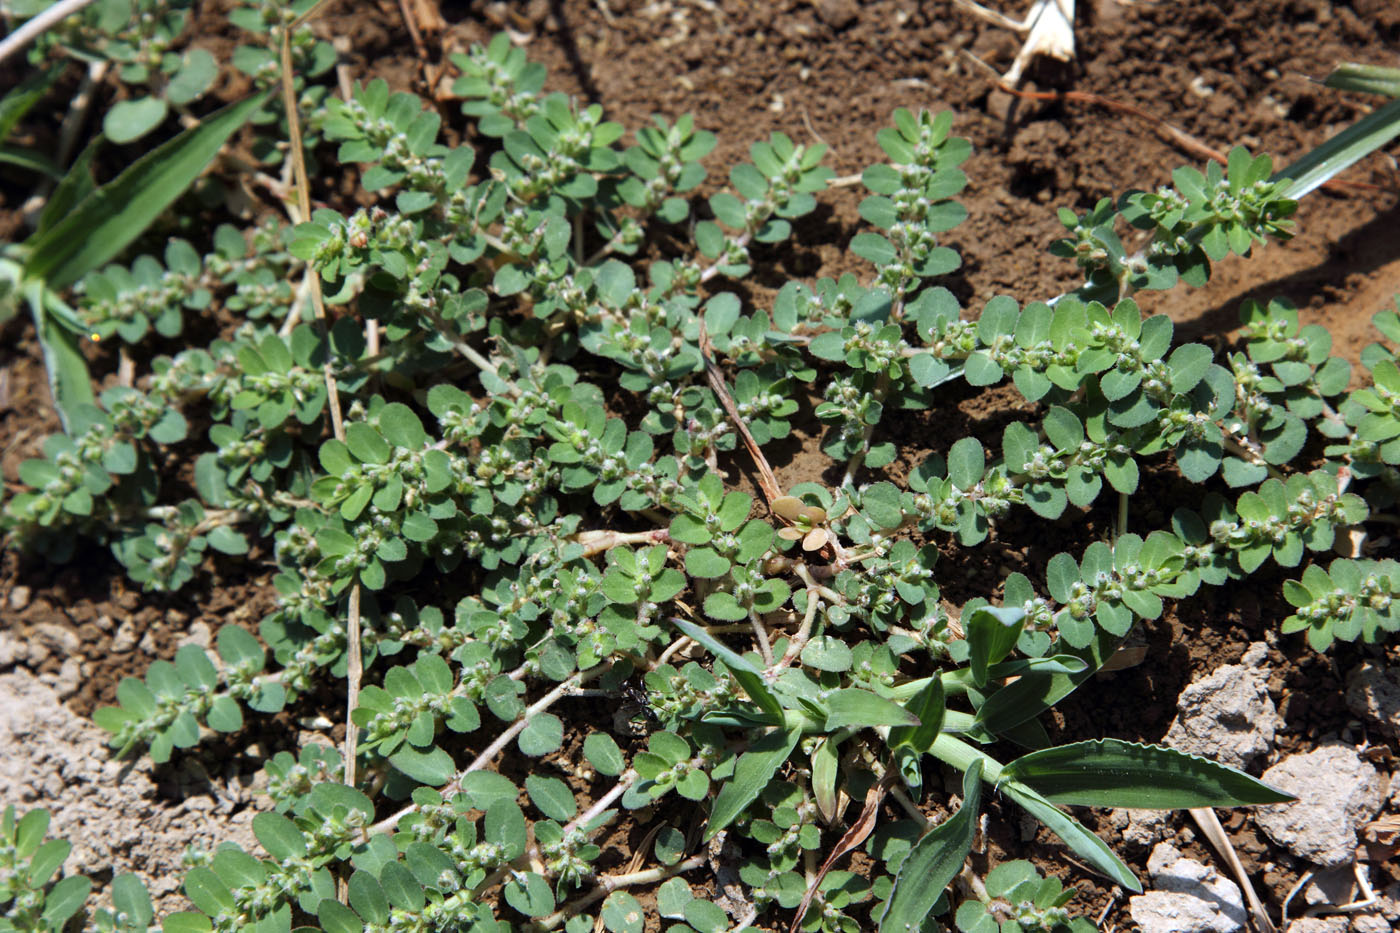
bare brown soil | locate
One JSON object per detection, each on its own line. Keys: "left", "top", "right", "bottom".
{"left": 4, "top": 0, "right": 1400, "bottom": 927}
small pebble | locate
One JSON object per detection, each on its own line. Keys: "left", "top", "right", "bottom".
{"left": 8, "top": 586, "right": 31, "bottom": 611}
{"left": 111, "top": 619, "right": 139, "bottom": 653}
{"left": 179, "top": 621, "right": 212, "bottom": 650}
{"left": 813, "top": 0, "right": 858, "bottom": 30}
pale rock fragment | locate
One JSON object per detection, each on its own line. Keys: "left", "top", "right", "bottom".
{"left": 1345, "top": 661, "right": 1400, "bottom": 740}
{"left": 1253, "top": 744, "right": 1385, "bottom": 868}
{"left": 1108, "top": 807, "right": 1171, "bottom": 853}
{"left": 179, "top": 620, "right": 212, "bottom": 650}
{"left": 1163, "top": 643, "right": 1278, "bottom": 769}
{"left": 1353, "top": 912, "right": 1392, "bottom": 933}
{"left": 111, "top": 616, "right": 139, "bottom": 652}
{"left": 1301, "top": 864, "right": 1356, "bottom": 908}
{"left": 1128, "top": 842, "right": 1247, "bottom": 933}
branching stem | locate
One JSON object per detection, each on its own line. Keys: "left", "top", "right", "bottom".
{"left": 373, "top": 664, "right": 610, "bottom": 834}
{"left": 534, "top": 855, "right": 707, "bottom": 930}
{"left": 0, "top": 0, "right": 100, "bottom": 66}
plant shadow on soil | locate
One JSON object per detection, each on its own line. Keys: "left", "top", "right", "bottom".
{"left": 3, "top": 0, "right": 1400, "bottom": 927}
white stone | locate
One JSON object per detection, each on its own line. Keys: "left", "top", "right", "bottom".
{"left": 178, "top": 620, "right": 212, "bottom": 650}
{"left": 1253, "top": 744, "right": 1385, "bottom": 868}
{"left": 110, "top": 617, "right": 139, "bottom": 652}
{"left": 1108, "top": 807, "right": 1170, "bottom": 853}
{"left": 1164, "top": 647, "right": 1278, "bottom": 769}
{"left": 1128, "top": 843, "right": 1246, "bottom": 933}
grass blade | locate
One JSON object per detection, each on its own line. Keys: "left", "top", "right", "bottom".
{"left": 973, "top": 627, "right": 1119, "bottom": 737}
{"left": 24, "top": 91, "right": 268, "bottom": 291}
{"left": 0, "top": 61, "right": 64, "bottom": 143}
{"left": 1002, "top": 739, "right": 1295, "bottom": 808}
{"left": 1272, "top": 96, "right": 1400, "bottom": 199}
{"left": 1001, "top": 779, "right": 1142, "bottom": 892}
{"left": 0, "top": 145, "right": 60, "bottom": 179}
{"left": 878, "top": 761, "right": 983, "bottom": 933}
{"left": 25, "top": 282, "right": 94, "bottom": 430}
{"left": 37, "top": 137, "right": 100, "bottom": 235}
{"left": 704, "top": 725, "right": 801, "bottom": 840}
{"left": 672, "top": 617, "right": 784, "bottom": 723}
{"left": 1324, "top": 63, "right": 1400, "bottom": 99}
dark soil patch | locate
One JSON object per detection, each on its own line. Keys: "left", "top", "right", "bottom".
{"left": 3, "top": 0, "right": 1400, "bottom": 928}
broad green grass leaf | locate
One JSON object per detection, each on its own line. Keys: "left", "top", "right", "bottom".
{"left": 1273, "top": 96, "right": 1400, "bottom": 199}
{"left": 974, "top": 627, "right": 1119, "bottom": 736}
{"left": 966, "top": 605, "right": 1027, "bottom": 688}
{"left": 1001, "top": 780, "right": 1141, "bottom": 892}
{"left": 822, "top": 688, "right": 920, "bottom": 732}
{"left": 811, "top": 735, "right": 841, "bottom": 820}
{"left": 0, "top": 144, "right": 59, "bottom": 178}
{"left": 1325, "top": 62, "right": 1400, "bottom": 99}
{"left": 878, "top": 761, "right": 982, "bottom": 933}
{"left": 26, "top": 281, "right": 92, "bottom": 430}
{"left": 889, "top": 676, "right": 945, "bottom": 753}
{"left": 705, "top": 726, "right": 801, "bottom": 840}
{"left": 25, "top": 91, "right": 269, "bottom": 291}
{"left": 37, "top": 137, "right": 99, "bottom": 235}
{"left": 1001, "top": 739, "right": 1294, "bottom": 808}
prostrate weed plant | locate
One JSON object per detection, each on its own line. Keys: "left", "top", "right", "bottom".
{"left": 3, "top": 6, "right": 1400, "bottom": 932}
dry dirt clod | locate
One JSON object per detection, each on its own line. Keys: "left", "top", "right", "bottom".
{"left": 1253, "top": 744, "right": 1387, "bottom": 869}
{"left": 1108, "top": 807, "right": 1171, "bottom": 854}
{"left": 1345, "top": 661, "right": 1400, "bottom": 741}
{"left": 1128, "top": 842, "right": 1247, "bottom": 933}
{"left": 43, "top": 657, "right": 83, "bottom": 700}
{"left": 110, "top": 617, "right": 138, "bottom": 652}
{"left": 178, "top": 620, "right": 212, "bottom": 650}
{"left": 1299, "top": 863, "right": 1358, "bottom": 909}
{"left": 809, "top": 0, "right": 858, "bottom": 30}
{"left": 1164, "top": 643, "right": 1279, "bottom": 770}
{"left": 0, "top": 631, "right": 19, "bottom": 667}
